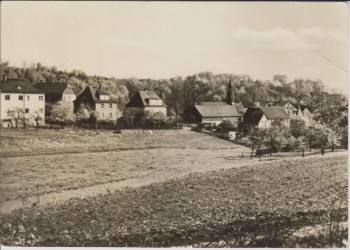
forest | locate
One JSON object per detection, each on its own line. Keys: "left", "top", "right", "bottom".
{"left": 0, "top": 61, "right": 346, "bottom": 117}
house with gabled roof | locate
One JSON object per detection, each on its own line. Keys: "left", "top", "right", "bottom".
{"left": 34, "top": 81, "right": 76, "bottom": 104}
{"left": 73, "top": 85, "right": 119, "bottom": 122}
{"left": 267, "top": 100, "right": 297, "bottom": 117}
{"left": 124, "top": 90, "right": 167, "bottom": 117}
{"left": 243, "top": 106, "right": 290, "bottom": 129}
{"left": 0, "top": 76, "right": 45, "bottom": 127}
{"left": 183, "top": 102, "right": 241, "bottom": 127}
{"left": 183, "top": 78, "right": 241, "bottom": 127}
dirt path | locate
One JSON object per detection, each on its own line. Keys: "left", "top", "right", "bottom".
{"left": 1, "top": 150, "right": 346, "bottom": 214}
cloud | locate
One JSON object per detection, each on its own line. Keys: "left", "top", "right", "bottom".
{"left": 231, "top": 26, "right": 347, "bottom": 50}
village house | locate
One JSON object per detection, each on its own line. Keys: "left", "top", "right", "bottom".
{"left": 73, "top": 85, "right": 119, "bottom": 123}
{"left": 267, "top": 100, "right": 313, "bottom": 127}
{"left": 267, "top": 100, "right": 297, "bottom": 117}
{"left": 243, "top": 106, "right": 290, "bottom": 130}
{"left": 124, "top": 90, "right": 167, "bottom": 117}
{"left": 0, "top": 76, "right": 45, "bottom": 127}
{"left": 34, "top": 81, "right": 76, "bottom": 105}
{"left": 183, "top": 79, "right": 241, "bottom": 128}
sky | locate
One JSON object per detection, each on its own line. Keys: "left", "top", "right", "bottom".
{"left": 1, "top": 1, "right": 348, "bottom": 93}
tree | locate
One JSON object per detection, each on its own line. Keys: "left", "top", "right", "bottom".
{"left": 7, "top": 107, "right": 24, "bottom": 128}
{"left": 314, "top": 95, "right": 343, "bottom": 128}
{"left": 248, "top": 128, "right": 265, "bottom": 159}
{"left": 263, "top": 126, "right": 285, "bottom": 155}
{"left": 91, "top": 110, "right": 101, "bottom": 130}
{"left": 295, "top": 136, "right": 307, "bottom": 157}
{"left": 76, "top": 106, "right": 91, "bottom": 128}
{"left": 272, "top": 74, "right": 287, "bottom": 85}
{"left": 168, "top": 76, "right": 184, "bottom": 117}
{"left": 340, "top": 126, "right": 348, "bottom": 150}
{"left": 31, "top": 111, "right": 43, "bottom": 127}
{"left": 313, "top": 124, "right": 340, "bottom": 155}
{"left": 50, "top": 101, "right": 75, "bottom": 128}
{"left": 151, "top": 111, "right": 167, "bottom": 123}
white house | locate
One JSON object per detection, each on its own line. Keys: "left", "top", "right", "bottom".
{"left": 124, "top": 90, "right": 167, "bottom": 116}
{"left": 73, "top": 85, "right": 119, "bottom": 123}
{"left": 243, "top": 106, "right": 290, "bottom": 129}
{"left": 0, "top": 77, "right": 45, "bottom": 127}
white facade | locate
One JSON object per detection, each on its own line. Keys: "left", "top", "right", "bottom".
{"left": 257, "top": 115, "right": 290, "bottom": 129}
{"left": 1, "top": 92, "right": 45, "bottom": 127}
{"left": 95, "top": 102, "right": 119, "bottom": 121}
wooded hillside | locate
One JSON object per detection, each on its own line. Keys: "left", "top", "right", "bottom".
{"left": 1, "top": 62, "right": 346, "bottom": 116}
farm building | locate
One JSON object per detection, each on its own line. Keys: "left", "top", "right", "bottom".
{"left": 243, "top": 106, "right": 290, "bottom": 129}
{"left": 0, "top": 76, "right": 45, "bottom": 127}
{"left": 34, "top": 81, "right": 76, "bottom": 105}
{"left": 183, "top": 79, "right": 241, "bottom": 127}
{"left": 183, "top": 102, "right": 241, "bottom": 127}
{"left": 124, "top": 90, "right": 167, "bottom": 117}
{"left": 73, "top": 85, "right": 119, "bottom": 123}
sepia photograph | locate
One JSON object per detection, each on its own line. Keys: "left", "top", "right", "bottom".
{"left": 0, "top": 1, "right": 348, "bottom": 248}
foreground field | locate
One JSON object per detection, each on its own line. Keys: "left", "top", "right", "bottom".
{"left": 0, "top": 154, "right": 347, "bottom": 247}
{"left": 1, "top": 128, "right": 253, "bottom": 207}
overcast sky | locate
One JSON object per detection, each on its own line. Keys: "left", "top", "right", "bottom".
{"left": 1, "top": 2, "right": 348, "bottom": 93}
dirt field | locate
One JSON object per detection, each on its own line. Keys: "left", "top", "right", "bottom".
{"left": 0, "top": 153, "right": 347, "bottom": 247}
{"left": 1, "top": 128, "right": 254, "bottom": 207}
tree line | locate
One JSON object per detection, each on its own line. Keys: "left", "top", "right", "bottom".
{"left": 2, "top": 62, "right": 345, "bottom": 117}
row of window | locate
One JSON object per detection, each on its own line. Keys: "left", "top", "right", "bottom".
{"left": 4, "top": 95, "right": 44, "bottom": 101}
{"left": 100, "top": 103, "right": 113, "bottom": 108}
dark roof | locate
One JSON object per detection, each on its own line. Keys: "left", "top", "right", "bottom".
{"left": 243, "top": 106, "right": 288, "bottom": 125}
{"left": 34, "top": 82, "right": 72, "bottom": 94}
{"left": 0, "top": 79, "right": 44, "bottom": 94}
{"left": 88, "top": 86, "right": 117, "bottom": 103}
{"left": 194, "top": 102, "right": 239, "bottom": 117}
{"left": 243, "top": 107, "right": 264, "bottom": 125}
{"left": 125, "top": 90, "right": 166, "bottom": 108}
{"left": 259, "top": 106, "right": 289, "bottom": 119}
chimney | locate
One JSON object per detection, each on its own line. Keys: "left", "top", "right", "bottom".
{"left": 2, "top": 74, "right": 8, "bottom": 82}
{"left": 161, "top": 92, "right": 166, "bottom": 102}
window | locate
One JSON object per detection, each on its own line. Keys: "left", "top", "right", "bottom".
{"left": 27, "top": 96, "right": 30, "bottom": 101}
{"left": 19, "top": 95, "right": 23, "bottom": 101}
{"left": 109, "top": 113, "right": 112, "bottom": 117}
{"left": 101, "top": 113, "right": 104, "bottom": 118}
{"left": 25, "top": 108, "right": 29, "bottom": 114}
{"left": 39, "top": 96, "right": 43, "bottom": 101}
{"left": 5, "top": 95, "right": 10, "bottom": 100}
{"left": 109, "top": 103, "right": 112, "bottom": 108}
{"left": 101, "top": 104, "right": 104, "bottom": 108}
{"left": 39, "top": 108, "right": 43, "bottom": 113}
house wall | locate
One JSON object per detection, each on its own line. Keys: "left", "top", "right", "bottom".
{"left": 258, "top": 116, "right": 290, "bottom": 129}
{"left": 144, "top": 106, "right": 167, "bottom": 116}
{"left": 282, "top": 102, "right": 297, "bottom": 117}
{"left": 258, "top": 115, "right": 271, "bottom": 129}
{"left": 62, "top": 88, "right": 76, "bottom": 103}
{"left": 95, "top": 103, "right": 119, "bottom": 121}
{"left": 0, "top": 93, "right": 45, "bottom": 127}
{"left": 202, "top": 116, "right": 240, "bottom": 127}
